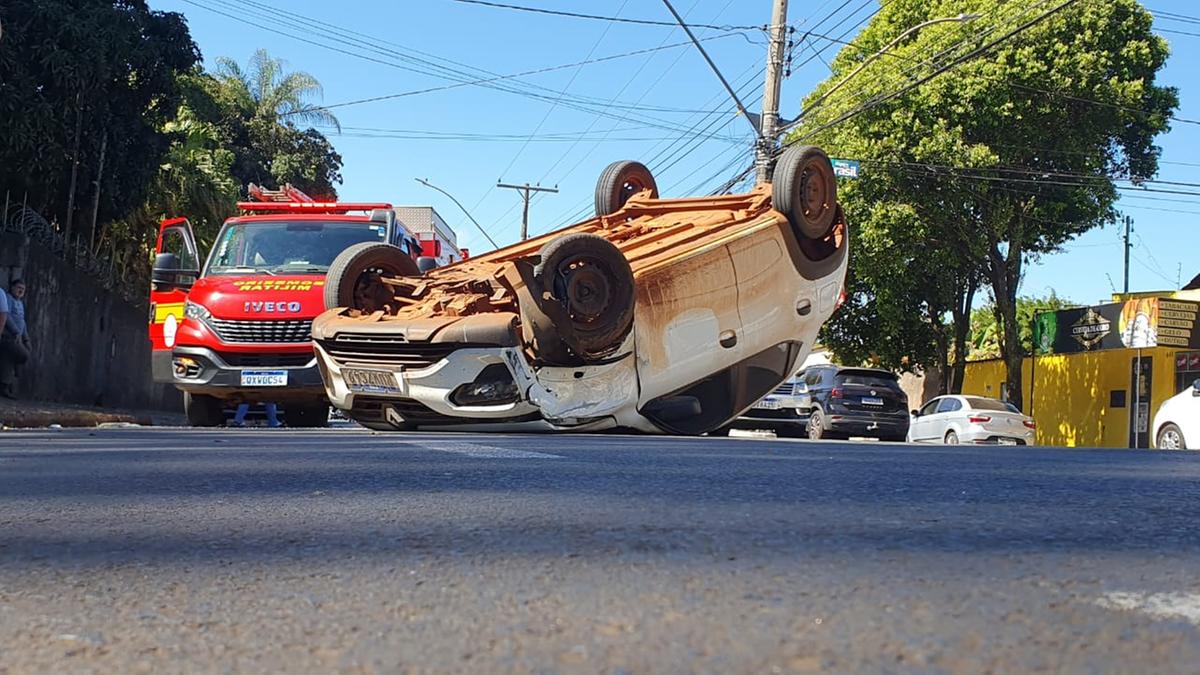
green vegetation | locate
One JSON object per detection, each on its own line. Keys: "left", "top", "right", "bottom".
{"left": 795, "top": 0, "right": 1177, "bottom": 409}
{"left": 968, "top": 292, "right": 1076, "bottom": 361}
{"left": 0, "top": 1, "right": 342, "bottom": 286}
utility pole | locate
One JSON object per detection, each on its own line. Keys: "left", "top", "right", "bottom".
{"left": 496, "top": 182, "right": 558, "bottom": 241}
{"left": 1122, "top": 215, "right": 1132, "bottom": 294}
{"left": 755, "top": 0, "right": 789, "bottom": 184}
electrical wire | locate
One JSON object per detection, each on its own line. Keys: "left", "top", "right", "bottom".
{"left": 447, "top": 0, "right": 764, "bottom": 32}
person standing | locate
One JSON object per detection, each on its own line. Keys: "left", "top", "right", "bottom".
{"left": 231, "top": 401, "right": 281, "bottom": 427}
{"left": 0, "top": 280, "right": 30, "bottom": 399}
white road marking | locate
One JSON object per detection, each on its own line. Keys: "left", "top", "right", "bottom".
{"left": 424, "top": 442, "right": 564, "bottom": 459}
{"left": 1096, "top": 591, "right": 1200, "bottom": 625}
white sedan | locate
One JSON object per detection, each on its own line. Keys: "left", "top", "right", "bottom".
{"left": 907, "top": 395, "right": 1036, "bottom": 445}
{"left": 1153, "top": 380, "right": 1200, "bottom": 450}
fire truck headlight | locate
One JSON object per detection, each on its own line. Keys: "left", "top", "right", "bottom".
{"left": 184, "top": 300, "right": 212, "bottom": 322}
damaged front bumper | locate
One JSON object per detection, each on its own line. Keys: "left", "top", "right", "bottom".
{"left": 312, "top": 312, "right": 649, "bottom": 431}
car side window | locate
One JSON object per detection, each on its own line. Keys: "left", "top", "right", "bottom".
{"left": 919, "top": 399, "right": 941, "bottom": 416}
{"left": 806, "top": 371, "right": 822, "bottom": 387}
{"left": 936, "top": 398, "right": 962, "bottom": 414}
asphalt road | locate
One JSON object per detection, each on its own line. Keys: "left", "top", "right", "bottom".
{"left": 2, "top": 429, "right": 1200, "bottom": 673}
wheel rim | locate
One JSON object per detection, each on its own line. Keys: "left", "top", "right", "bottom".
{"left": 947, "top": 432, "right": 957, "bottom": 444}
{"left": 1161, "top": 429, "right": 1182, "bottom": 450}
{"left": 799, "top": 161, "right": 829, "bottom": 225}
{"left": 808, "top": 415, "right": 820, "bottom": 439}
{"left": 555, "top": 257, "right": 614, "bottom": 325}
{"left": 621, "top": 176, "right": 649, "bottom": 204}
{"left": 352, "top": 266, "right": 400, "bottom": 312}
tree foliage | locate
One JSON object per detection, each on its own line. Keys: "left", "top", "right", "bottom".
{"left": 968, "top": 292, "right": 1075, "bottom": 360}
{"left": 795, "top": 0, "right": 1177, "bottom": 408}
{"left": 0, "top": 0, "right": 199, "bottom": 233}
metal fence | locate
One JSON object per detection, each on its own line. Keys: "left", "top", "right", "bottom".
{"left": 2, "top": 193, "right": 144, "bottom": 303}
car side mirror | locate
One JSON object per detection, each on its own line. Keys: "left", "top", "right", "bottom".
{"left": 1193, "top": 378, "right": 1200, "bottom": 396}
{"left": 910, "top": 409, "right": 920, "bottom": 417}
{"left": 152, "top": 253, "right": 197, "bottom": 291}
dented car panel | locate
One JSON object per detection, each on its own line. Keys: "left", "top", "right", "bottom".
{"left": 312, "top": 176, "right": 849, "bottom": 435}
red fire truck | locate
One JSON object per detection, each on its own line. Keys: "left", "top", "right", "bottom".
{"left": 149, "top": 185, "right": 423, "bottom": 426}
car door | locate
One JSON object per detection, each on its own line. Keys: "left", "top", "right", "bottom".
{"left": 911, "top": 398, "right": 942, "bottom": 442}
{"left": 933, "top": 397, "right": 963, "bottom": 442}
{"left": 149, "top": 217, "right": 199, "bottom": 383}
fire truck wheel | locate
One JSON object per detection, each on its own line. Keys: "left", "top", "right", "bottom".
{"left": 184, "top": 392, "right": 225, "bottom": 427}
{"left": 595, "top": 160, "right": 658, "bottom": 217}
{"left": 285, "top": 402, "right": 330, "bottom": 428}
{"left": 325, "top": 242, "right": 420, "bottom": 312}
{"left": 533, "top": 233, "right": 635, "bottom": 359}
{"left": 772, "top": 144, "right": 838, "bottom": 240}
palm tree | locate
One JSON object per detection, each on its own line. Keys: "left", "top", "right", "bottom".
{"left": 215, "top": 49, "right": 339, "bottom": 131}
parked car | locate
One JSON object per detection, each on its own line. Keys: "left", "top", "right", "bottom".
{"left": 1152, "top": 379, "right": 1200, "bottom": 450}
{"left": 727, "top": 376, "right": 812, "bottom": 437}
{"left": 311, "top": 145, "right": 850, "bottom": 435}
{"left": 906, "top": 395, "right": 1036, "bottom": 445}
{"left": 796, "top": 365, "right": 909, "bottom": 441}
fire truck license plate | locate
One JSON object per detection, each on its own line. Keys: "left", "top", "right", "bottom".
{"left": 241, "top": 370, "right": 288, "bottom": 387}
{"left": 343, "top": 368, "right": 402, "bottom": 395}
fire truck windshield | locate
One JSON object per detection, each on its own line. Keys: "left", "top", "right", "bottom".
{"left": 206, "top": 220, "right": 388, "bottom": 276}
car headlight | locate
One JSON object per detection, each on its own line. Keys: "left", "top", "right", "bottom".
{"left": 184, "top": 300, "right": 212, "bottom": 322}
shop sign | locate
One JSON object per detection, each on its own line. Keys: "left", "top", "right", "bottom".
{"left": 1035, "top": 298, "right": 1200, "bottom": 355}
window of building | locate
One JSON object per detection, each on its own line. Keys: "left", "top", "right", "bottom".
{"left": 1175, "top": 351, "right": 1200, "bottom": 394}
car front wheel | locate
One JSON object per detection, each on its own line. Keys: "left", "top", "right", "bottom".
{"left": 1157, "top": 423, "right": 1187, "bottom": 450}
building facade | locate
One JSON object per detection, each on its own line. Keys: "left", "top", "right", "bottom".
{"left": 963, "top": 289, "right": 1200, "bottom": 448}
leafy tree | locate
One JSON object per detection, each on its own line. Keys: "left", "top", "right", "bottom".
{"left": 211, "top": 50, "right": 343, "bottom": 198}
{"left": 795, "top": 0, "right": 1177, "bottom": 409}
{"left": 968, "top": 292, "right": 1075, "bottom": 360}
{"left": 0, "top": 0, "right": 199, "bottom": 241}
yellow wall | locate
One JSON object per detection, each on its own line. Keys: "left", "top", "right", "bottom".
{"left": 963, "top": 348, "right": 1182, "bottom": 448}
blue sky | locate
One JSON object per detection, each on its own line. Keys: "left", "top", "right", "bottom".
{"left": 152, "top": 0, "right": 1199, "bottom": 305}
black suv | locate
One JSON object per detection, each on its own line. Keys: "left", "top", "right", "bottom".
{"left": 798, "top": 365, "right": 909, "bottom": 441}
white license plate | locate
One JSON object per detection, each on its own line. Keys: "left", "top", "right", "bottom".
{"left": 753, "top": 399, "right": 782, "bottom": 410}
{"left": 241, "top": 370, "right": 287, "bottom": 387}
{"left": 862, "top": 397, "right": 884, "bottom": 406}
{"left": 998, "top": 438, "right": 1018, "bottom": 445}
{"left": 343, "top": 368, "right": 402, "bottom": 395}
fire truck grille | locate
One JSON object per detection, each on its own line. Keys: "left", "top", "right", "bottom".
{"left": 208, "top": 319, "right": 313, "bottom": 344}
{"left": 318, "top": 334, "right": 480, "bottom": 369}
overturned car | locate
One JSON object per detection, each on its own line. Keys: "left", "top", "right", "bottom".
{"left": 311, "top": 145, "right": 849, "bottom": 435}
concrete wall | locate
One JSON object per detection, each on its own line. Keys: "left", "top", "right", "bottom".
{"left": 0, "top": 232, "right": 180, "bottom": 410}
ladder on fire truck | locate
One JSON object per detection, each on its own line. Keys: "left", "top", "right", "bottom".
{"left": 246, "top": 183, "right": 315, "bottom": 204}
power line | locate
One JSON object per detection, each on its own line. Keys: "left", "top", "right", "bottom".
{"left": 447, "top": 0, "right": 764, "bottom": 31}
{"left": 1158, "top": 28, "right": 1200, "bottom": 38}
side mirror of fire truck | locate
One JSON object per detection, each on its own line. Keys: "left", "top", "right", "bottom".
{"left": 417, "top": 256, "right": 439, "bottom": 274}
{"left": 152, "top": 252, "right": 197, "bottom": 291}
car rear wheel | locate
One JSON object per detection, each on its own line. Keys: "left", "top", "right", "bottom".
{"left": 184, "top": 392, "right": 225, "bottom": 427}
{"left": 325, "top": 242, "right": 420, "bottom": 312}
{"left": 1157, "top": 423, "right": 1187, "bottom": 450}
{"left": 532, "top": 233, "right": 635, "bottom": 360}
{"left": 806, "top": 409, "right": 826, "bottom": 440}
{"left": 945, "top": 430, "right": 959, "bottom": 445}
{"left": 595, "top": 160, "right": 658, "bottom": 217}
{"left": 772, "top": 145, "right": 838, "bottom": 240}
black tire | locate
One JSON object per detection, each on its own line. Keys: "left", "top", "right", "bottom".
{"left": 285, "top": 402, "right": 329, "bottom": 428}
{"left": 772, "top": 145, "right": 838, "bottom": 240}
{"left": 324, "top": 242, "right": 420, "bottom": 312}
{"left": 533, "top": 233, "right": 635, "bottom": 359}
{"left": 595, "top": 160, "right": 658, "bottom": 217}
{"left": 806, "top": 409, "right": 826, "bottom": 441}
{"left": 945, "top": 430, "right": 959, "bottom": 445}
{"left": 184, "top": 392, "right": 225, "bottom": 427}
{"left": 1157, "top": 423, "right": 1187, "bottom": 450}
